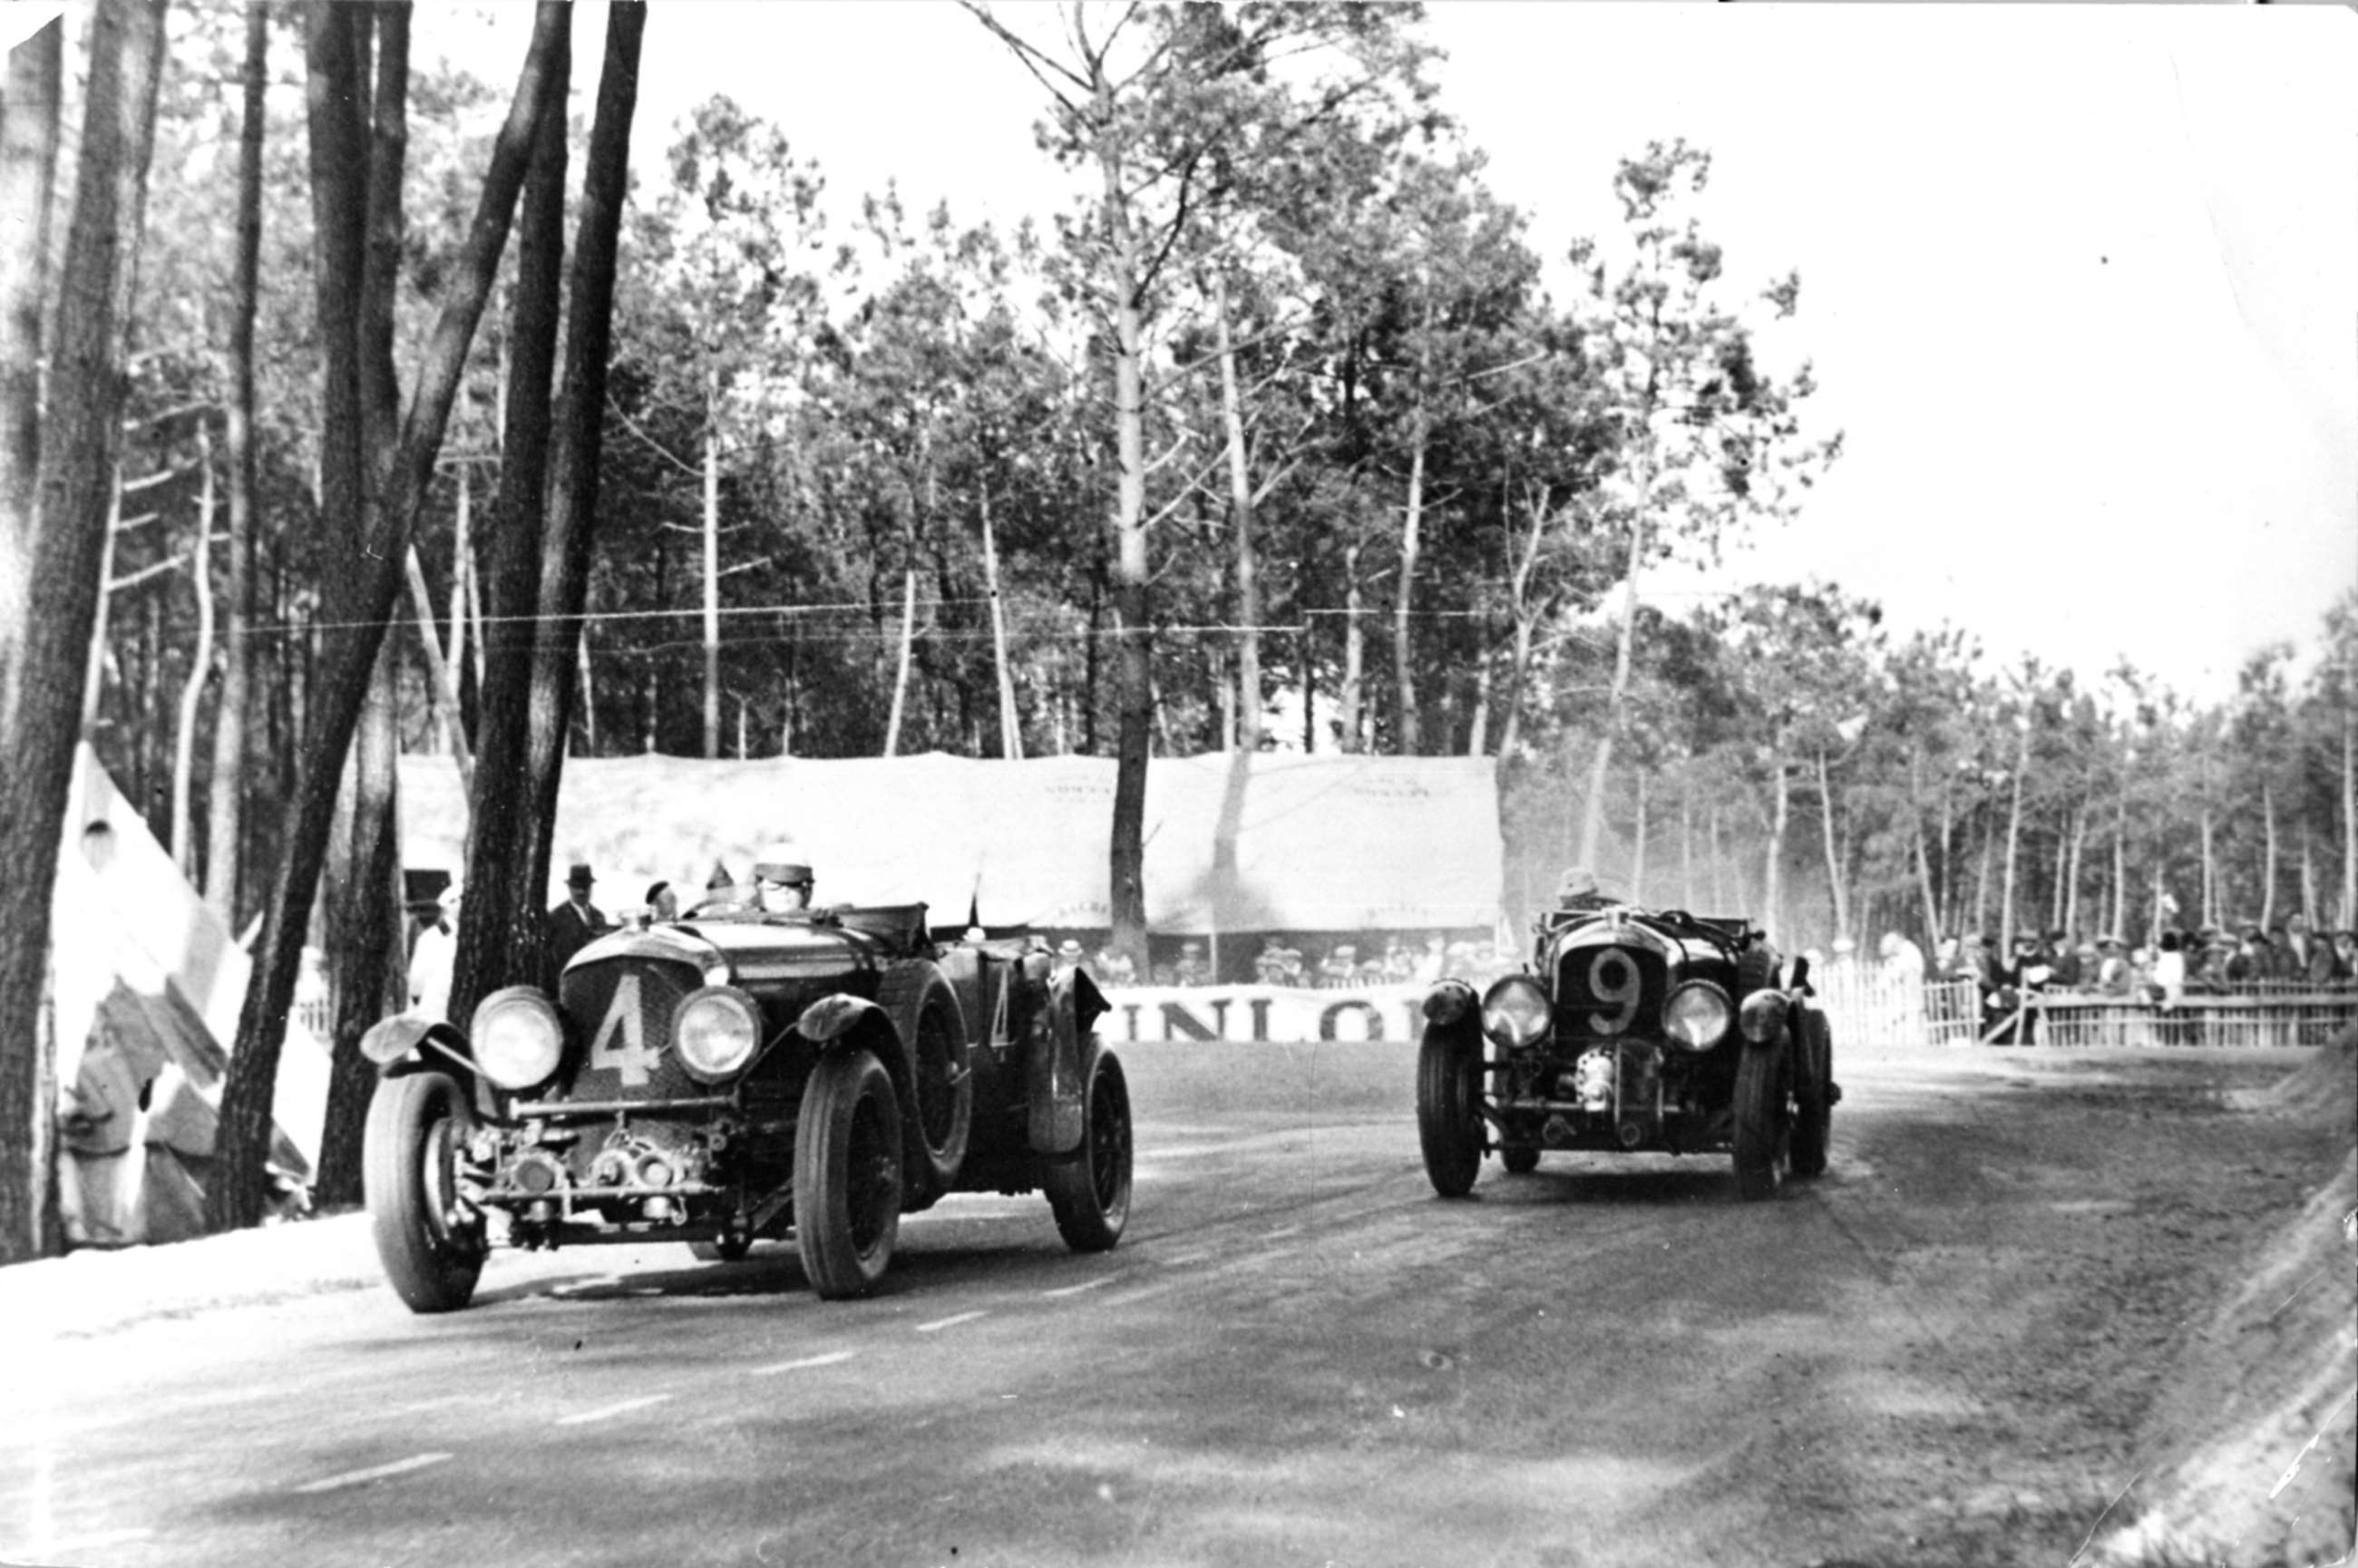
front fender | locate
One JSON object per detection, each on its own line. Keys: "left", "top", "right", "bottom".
{"left": 1028, "top": 969, "right": 1100, "bottom": 1156}
{"left": 795, "top": 992, "right": 882, "bottom": 1045}
{"left": 1422, "top": 979, "right": 1479, "bottom": 1027}
{"left": 1738, "top": 988, "right": 1793, "bottom": 1049}
{"left": 359, "top": 1012, "right": 478, "bottom": 1079}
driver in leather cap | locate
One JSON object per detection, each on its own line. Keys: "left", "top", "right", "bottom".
{"left": 751, "top": 845, "right": 817, "bottom": 915}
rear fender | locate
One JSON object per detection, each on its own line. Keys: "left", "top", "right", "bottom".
{"left": 360, "top": 1013, "right": 480, "bottom": 1081}
{"left": 1028, "top": 969, "right": 1101, "bottom": 1156}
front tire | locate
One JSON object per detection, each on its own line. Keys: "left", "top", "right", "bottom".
{"left": 1043, "top": 1043, "right": 1132, "bottom": 1251}
{"left": 1731, "top": 1042, "right": 1790, "bottom": 1202}
{"left": 363, "top": 1071, "right": 487, "bottom": 1314}
{"left": 794, "top": 1048, "right": 903, "bottom": 1299}
{"left": 1417, "top": 1024, "right": 1485, "bottom": 1198}
{"left": 1789, "top": 1009, "right": 1834, "bottom": 1178}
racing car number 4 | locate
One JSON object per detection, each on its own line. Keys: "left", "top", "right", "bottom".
{"left": 590, "top": 973, "right": 663, "bottom": 1086}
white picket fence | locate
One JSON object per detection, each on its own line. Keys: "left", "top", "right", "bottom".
{"left": 1810, "top": 969, "right": 2357, "bottom": 1049}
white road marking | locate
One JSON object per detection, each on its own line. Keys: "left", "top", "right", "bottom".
{"left": 752, "top": 1350, "right": 858, "bottom": 1377}
{"left": 1263, "top": 1225, "right": 1303, "bottom": 1240}
{"left": 914, "top": 1310, "right": 988, "bottom": 1333}
{"left": 555, "top": 1395, "right": 673, "bottom": 1427}
{"left": 1154, "top": 1251, "right": 1210, "bottom": 1269}
{"left": 1040, "top": 1276, "right": 1116, "bottom": 1298}
{"left": 293, "top": 1453, "right": 453, "bottom": 1495}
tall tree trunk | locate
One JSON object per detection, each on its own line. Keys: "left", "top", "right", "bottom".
{"left": 1213, "top": 273, "right": 1260, "bottom": 753}
{"left": 171, "top": 425, "right": 217, "bottom": 875}
{"left": 1708, "top": 801, "right": 1725, "bottom": 911}
{"left": 1973, "top": 817, "right": 1993, "bottom": 937}
{"left": 2063, "top": 802, "right": 2088, "bottom": 939}
{"left": 452, "top": 17, "right": 568, "bottom": 1027}
{"left": 1679, "top": 781, "right": 1694, "bottom": 909}
{"left": 1465, "top": 647, "right": 1491, "bottom": 758}
{"left": 1100, "top": 125, "right": 1152, "bottom": 974}
{"left": 0, "top": 0, "right": 163, "bottom": 1263}
{"left": 0, "top": 12, "right": 69, "bottom": 1264}
{"left": 1765, "top": 760, "right": 1788, "bottom": 945}
{"left": 2260, "top": 781, "right": 2278, "bottom": 930}
{"left": 1339, "top": 541, "right": 1364, "bottom": 753}
{"left": 1393, "top": 405, "right": 1427, "bottom": 755}
{"left": 2110, "top": 790, "right": 2128, "bottom": 941}
{"left": 2000, "top": 723, "right": 2029, "bottom": 950}
{"left": 2199, "top": 803, "right": 2217, "bottom": 931}
{"left": 314, "top": 0, "right": 412, "bottom": 1220}
{"left": 701, "top": 365, "right": 720, "bottom": 758}
{"left": 1630, "top": 770, "right": 1649, "bottom": 905}
{"left": 513, "top": 1, "right": 643, "bottom": 993}
{"left": 204, "top": 0, "right": 268, "bottom": 924}
{"left": 1911, "top": 752, "right": 1941, "bottom": 943}
{"left": 404, "top": 541, "right": 472, "bottom": 791}
{"left": 980, "top": 484, "right": 1021, "bottom": 760}
{"left": 882, "top": 563, "right": 916, "bottom": 757}
{"left": 1576, "top": 491, "right": 1650, "bottom": 869}
{"left": 2343, "top": 648, "right": 2355, "bottom": 929}
{"left": 209, "top": 3, "right": 566, "bottom": 1233}
{"left": 1815, "top": 746, "right": 1846, "bottom": 941}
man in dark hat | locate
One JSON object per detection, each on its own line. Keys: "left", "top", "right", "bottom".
{"left": 545, "top": 862, "right": 610, "bottom": 983}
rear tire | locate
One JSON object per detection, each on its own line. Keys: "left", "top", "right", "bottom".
{"left": 1731, "top": 1043, "right": 1790, "bottom": 1202}
{"left": 794, "top": 1049, "right": 903, "bottom": 1299}
{"left": 879, "top": 963, "right": 972, "bottom": 1193}
{"left": 363, "top": 1072, "right": 486, "bottom": 1314}
{"left": 1789, "top": 1009, "right": 1834, "bottom": 1178}
{"left": 1043, "top": 1044, "right": 1132, "bottom": 1251}
{"left": 1417, "top": 1024, "right": 1485, "bottom": 1198}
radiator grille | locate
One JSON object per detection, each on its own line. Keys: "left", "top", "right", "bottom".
{"left": 559, "top": 957, "right": 706, "bottom": 1102}
{"left": 1554, "top": 943, "right": 1668, "bottom": 1044}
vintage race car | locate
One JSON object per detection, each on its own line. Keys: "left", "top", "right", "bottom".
{"left": 1416, "top": 901, "right": 1836, "bottom": 1200}
{"left": 358, "top": 901, "right": 1132, "bottom": 1310}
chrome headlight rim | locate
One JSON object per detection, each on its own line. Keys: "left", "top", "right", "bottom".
{"left": 672, "top": 985, "right": 763, "bottom": 1082}
{"left": 472, "top": 986, "right": 565, "bottom": 1091}
{"left": 1479, "top": 975, "right": 1553, "bottom": 1050}
{"left": 1662, "top": 979, "right": 1733, "bottom": 1053}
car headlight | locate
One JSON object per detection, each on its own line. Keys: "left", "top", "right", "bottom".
{"left": 1663, "top": 980, "right": 1732, "bottom": 1052}
{"left": 1480, "top": 976, "right": 1553, "bottom": 1050}
{"left": 473, "top": 987, "right": 564, "bottom": 1090}
{"left": 673, "top": 986, "right": 762, "bottom": 1081}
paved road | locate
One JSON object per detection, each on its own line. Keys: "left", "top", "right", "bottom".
{"left": 3, "top": 1038, "right": 2334, "bottom": 1567}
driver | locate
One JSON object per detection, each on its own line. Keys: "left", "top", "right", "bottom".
{"left": 1554, "top": 866, "right": 1614, "bottom": 913}
{"left": 751, "top": 845, "right": 817, "bottom": 914}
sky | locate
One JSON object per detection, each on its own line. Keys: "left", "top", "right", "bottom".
{"left": 589, "top": 0, "right": 2357, "bottom": 707}
{"left": 15, "top": 1, "right": 2356, "bottom": 707}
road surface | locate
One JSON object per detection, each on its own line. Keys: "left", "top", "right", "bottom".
{"left": 4, "top": 1038, "right": 2344, "bottom": 1567}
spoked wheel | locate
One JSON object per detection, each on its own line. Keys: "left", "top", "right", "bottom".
{"left": 1788, "top": 1008, "right": 1835, "bottom": 1179}
{"left": 1417, "top": 1024, "right": 1486, "bottom": 1198}
{"left": 363, "top": 1072, "right": 488, "bottom": 1314}
{"left": 1043, "top": 1044, "right": 1133, "bottom": 1251}
{"left": 1730, "top": 1043, "right": 1791, "bottom": 1202}
{"left": 878, "top": 964, "right": 971, "bottom": 1193}
{"left": 794, "top": 1048, "right": 904, "bottom": 1299}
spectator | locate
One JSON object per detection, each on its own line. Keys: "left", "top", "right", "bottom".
{"left": 1932, "top": 934, "right": 1963, "bottom": 980}
{"left": 1319, "top": 944, "right": 1360, "bottom": 988}
{"left": 1417, "top": 934, "right": 1447, "bottom": 986}
{"left": 2043, "top": 928, "right": 2081, "bottom": 990}
{"left": 1554, "top": 867, "right": 1614, "bottom": 912}
{"left": 1878, "top": 930, "right": 1925, "bottom": 980}
{"left": 544, "top": 862, "right": 610, "bottom": 983}
{"left": 2094, "top": 935, "right": 2135, "bottom": 997}
{"left": 407, "top": 881, "right": 461, "bottom": 1019}
{"left": 2333, "top": 930, "right": 2358, "bottom": 982}
{"left": 2281, "top": 915, "right": 2332, "bottom": 984}
{"left": 644, "top": 881, "right": 678, "bottom": 924}
{"left": 2225, "top": 926, "right": 2269, "bottom": 986}
{"left": 2150, "top": 930, "right": 2186, "bottom": 1007}
{"left": 1053, "top": 939, "right": 1085, "bottom": 976}
{"left": 1094, "top": 946, "right": 1136, "bottom": 988}
{"left": 1173, "top": 941, "right": 1210, "bottom": 987}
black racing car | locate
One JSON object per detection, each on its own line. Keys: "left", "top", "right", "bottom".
{"left": 358, "top": 901, "right": 1132, "bottom": 1308}
{"left": 1416, "top": 901, "right": 1835, "bottom": 1200}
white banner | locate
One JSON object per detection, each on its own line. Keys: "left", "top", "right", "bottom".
{"left": 1098, "top": 984, "right": 1432, "bottom": 1045}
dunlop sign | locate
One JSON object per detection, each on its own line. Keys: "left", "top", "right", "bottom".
{"left": 1100, "top": 985, "right": 1431, "bottom": 1045}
